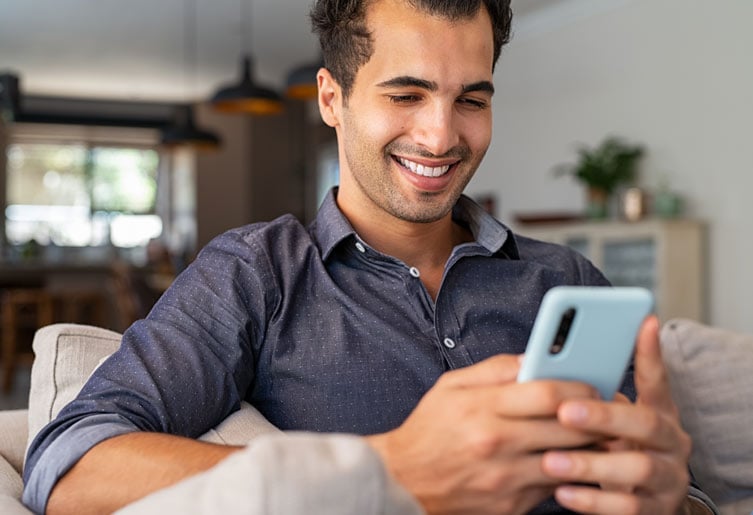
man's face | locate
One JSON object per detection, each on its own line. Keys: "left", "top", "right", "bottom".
{"left": 320, "top": 0, "right": 495, "bottom": 225}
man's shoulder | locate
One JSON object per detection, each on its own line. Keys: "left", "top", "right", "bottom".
{"left": 209, "top": 214, "right": 315, "bottom": 255}
{"left": 512, "top": 232, "right": 581, "bottom": 260}
{"left": 510, "top": 231, "right": 608, "bottom": 286}
{"left": 233, "top": 213, "right": 309, "bottom": 239}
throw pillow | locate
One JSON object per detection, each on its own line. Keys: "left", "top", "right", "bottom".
{"left": 660, "top": 318, "right": 753, "bottom": 512}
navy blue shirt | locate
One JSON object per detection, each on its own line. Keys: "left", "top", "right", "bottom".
{"left": 24, "top": 190, "right": 619, "bottom": 513}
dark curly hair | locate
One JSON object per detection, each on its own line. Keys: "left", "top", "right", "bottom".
{"left": 310, "top": 0, "right": 513, "bottom": 100}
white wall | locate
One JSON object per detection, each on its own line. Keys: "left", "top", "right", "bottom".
{"left": 467, "top": 0, "right": 753, "bottom": 332}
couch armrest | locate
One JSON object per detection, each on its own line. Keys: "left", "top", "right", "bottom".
{"left": 0, "top": 410, "right": 28, "bottom": 475}
{"left": 0, "top": 453, "right": 24, "bottom": 509}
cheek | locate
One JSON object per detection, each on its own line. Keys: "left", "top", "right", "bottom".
{"left": 358, "top": 109, "right": 407, "bottom": 149}
{"left": 463, "top": 116, "right": 492, "bottom": 153}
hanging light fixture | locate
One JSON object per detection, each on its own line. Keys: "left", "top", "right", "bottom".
{"left": 209, "top": 0, "right": 283, "bottom": 115}
{"left": 161, "top": 0, "right": 221, "bottom": 149}
{"left": 161, "top": 104, "right": 220, "bottom": 149}
{"left": 284, "top": 55, "right": 323, "bottom": 100}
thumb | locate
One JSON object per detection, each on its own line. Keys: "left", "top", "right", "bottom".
{"left": 634, "top": 315, "right": 675, "bottom": 412}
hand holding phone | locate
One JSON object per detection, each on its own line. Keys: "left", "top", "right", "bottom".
{"left": 517, "top": 286, "right": 654, "bottom": 400}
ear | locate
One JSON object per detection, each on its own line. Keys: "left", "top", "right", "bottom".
{"left": 317, "top": 68, "right": 342, "bottom": 128}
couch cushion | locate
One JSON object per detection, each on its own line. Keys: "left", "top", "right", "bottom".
{"left": 0, "top": 454, "right": 23, "bottom": 504}
{"left": 27, "top": 324, "right": 279, "bottom": 457}
{"left": 27, "top": 324, "right": 123, "bottom": 448}
{"left": 0, "top": 410, "right": 28, "bottom": 475}
{"left": 661, "top": 318, "right": 753, "bottom": 511}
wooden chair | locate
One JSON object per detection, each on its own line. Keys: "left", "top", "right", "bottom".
{"left": 1, "top": 288, "right": 53, "bottom": 393}
{"left": 1, "top": 287, "right": 109, "bottom": 393}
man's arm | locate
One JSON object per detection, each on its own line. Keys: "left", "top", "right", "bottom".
{"left": 47, "top": 433, "right": 241, "bottom": 515}
{"left": 46, "top": 354, "right": 595, "bottom": 515}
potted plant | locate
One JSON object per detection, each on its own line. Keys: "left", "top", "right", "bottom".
{"left": 554, "top": 137, "right": 645, "bottom": 218}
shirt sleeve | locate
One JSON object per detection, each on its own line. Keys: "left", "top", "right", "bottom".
{"left": 22, "top": 415, "right": 138, "bottom": 513}
{"left": 22, "top": 228, "right": 277, "bottom": 513}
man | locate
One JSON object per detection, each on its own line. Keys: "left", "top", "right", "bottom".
{"left": 24, "top": 0, "right": 714, "bottom": 513}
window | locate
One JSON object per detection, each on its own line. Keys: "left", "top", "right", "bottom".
{"left": 1, "top": 122, "right": 199, "bottom": 268}
{"left": 4, "top": 124, "right": 166, "bottom": 255}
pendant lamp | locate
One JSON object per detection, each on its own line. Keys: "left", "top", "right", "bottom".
{"left": 161, "top": 0, "right": 221, "bottom": 149}
{"left": 284, "top": 56, "right": 323, "bottom": 100}
{"left": 161, "top": 104, "right": 220, "bottom": 149}
{"left": 211, "top": 55, "right": 284, "bottom": 115}
{"left": 209, "top": 0, "right": 283, "bottom": 115}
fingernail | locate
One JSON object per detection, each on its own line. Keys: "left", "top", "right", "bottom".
{"left": 544, "top": 452, "right": 573, "bottom": 475}
{"left": 560, "top": 402, "right": 589, "bottom": 424}
{"left": 555, "top": 486, "right": 578, "bottom": 503}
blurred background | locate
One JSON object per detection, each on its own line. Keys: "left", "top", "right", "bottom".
{"left": 0, "top": 0, "right": 752, "bottom": 402}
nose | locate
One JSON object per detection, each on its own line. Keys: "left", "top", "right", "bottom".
{"left": 412, "top": 101, "right": 460, "bottom": 157}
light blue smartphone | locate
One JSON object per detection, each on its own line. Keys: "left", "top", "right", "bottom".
{"left": 517, "top": 286, "right": 654, "bottom": 400}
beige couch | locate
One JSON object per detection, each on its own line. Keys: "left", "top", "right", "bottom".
{"left": 1, "top": 320, "right": 752, "bottom": 514}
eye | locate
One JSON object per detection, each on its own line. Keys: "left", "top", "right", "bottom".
{"left": 388, "top": 94, "right": 421, "bottom": 105}
{"left": 457, "top": 97, "right": 488, "bottom": 110}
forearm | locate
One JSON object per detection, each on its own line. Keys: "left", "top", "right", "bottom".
{"left": 47, "top": 432, "right": 242, "bottom": 515}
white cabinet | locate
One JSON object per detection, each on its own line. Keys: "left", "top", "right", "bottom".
{"left": 514, "top": 219, "right": 706, "bottom": 323}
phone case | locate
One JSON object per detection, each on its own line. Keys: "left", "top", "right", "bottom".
{"left": 517, "top": 286, "right": 654, "bottom": 400}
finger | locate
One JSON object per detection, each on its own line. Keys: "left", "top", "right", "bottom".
{"left": 556, "top": 399, "right": 685, "bottom": 452}
{"left": 553, "top": 484, "right": 647, "bottom": 515}
{"left": 493, "top": 380, "right": 599, "bottom": 418}
{"left": 440, "top": 353, "right": 522, "bottom": 388}
{"left": 541, "top": 449, "right": 684, "bottom": 494}
{"left": 487, "top": 417, "right": 604, "bottom": 453}
{"left": 633, "top": 315, "right": 676, "bottom": 413}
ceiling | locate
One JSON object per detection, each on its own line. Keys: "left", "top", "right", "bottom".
{"left": 0, "top": 0, "right": 552, "bottom": 103}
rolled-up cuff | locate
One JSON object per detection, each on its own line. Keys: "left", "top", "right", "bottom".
{"left": 22, "top": 415, "right": 137, "bottom": 514}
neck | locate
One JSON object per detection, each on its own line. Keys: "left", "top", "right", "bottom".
{"left": 338, "top": 197, "right": 473, "bottom": 299}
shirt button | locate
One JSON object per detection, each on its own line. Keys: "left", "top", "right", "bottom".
{"left": 355, "top": 242, "right": 366, "bottom": 253}
{"left": 443, "top": 337, "right": 456, "bottom": 349}
{"left": 409, "top": 267, "right": 420, "bottom": 278}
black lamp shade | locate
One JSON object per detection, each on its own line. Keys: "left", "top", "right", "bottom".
{"left": 285, "top": 58, "right": 323, "bottom": 100}
{"left": 210, "top": 56, "right": 283, "bottom": 115}
{"left": 161, "top": 104, "right": 221, "bottom": 149}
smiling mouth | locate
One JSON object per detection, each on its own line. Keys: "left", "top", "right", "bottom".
{"left": 395, "top": 156, "right": 455, "bottom": 178}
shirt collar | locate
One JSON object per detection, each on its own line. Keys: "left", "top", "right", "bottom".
{"left": 453, "top": 195, "right": 519, "bottom": 259}
{"left": 313, "top": 188, "right": 358, "bottom": 261}
{"left": 313, "top": 188, "right": 519, "bottom": 261}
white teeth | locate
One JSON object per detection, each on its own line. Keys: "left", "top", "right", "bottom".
{"left": 397, "top": 157, "right": 451, "bottom": 177}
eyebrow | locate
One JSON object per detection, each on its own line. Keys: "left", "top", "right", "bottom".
{"left": 376, "top": 76, "right": 495, "bottom": 96}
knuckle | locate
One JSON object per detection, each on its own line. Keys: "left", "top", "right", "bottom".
{"left": 641, "top": 408, "right": 662, "bottom": 435}
{"left": 633, "top": 453, "right": 657, "bottom": 484}
{"left": 473, "top": 467, "right": 513, "bottom": 494}
{"left": 531, "top": 382, "right": 562, "bottom": 411}
{"left": 466, "top": 427, "right": 502, "bottom": 459}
